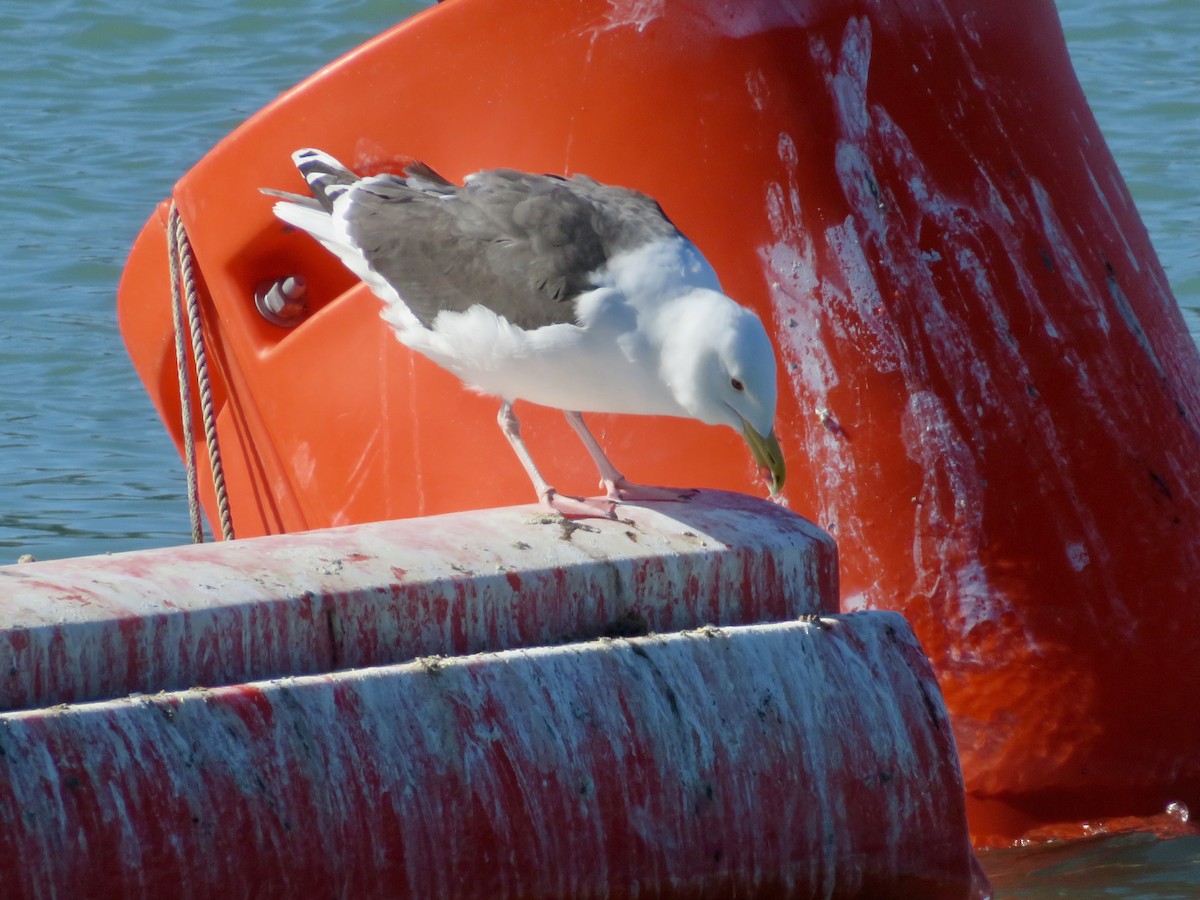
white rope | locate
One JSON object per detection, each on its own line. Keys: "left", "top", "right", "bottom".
{"left": 167, "top": 203, "right": 204, "bottom": 543}
{"left": 167, "top": 202, "right": 235, "bottom": 542}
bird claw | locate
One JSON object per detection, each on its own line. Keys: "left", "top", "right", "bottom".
{"left": 535, "top": 481, "right": 697, "bottom": 520}
{"left": 540, "top": 490, "right": 619, "bottom": 520}
{"left": 603, "top": 479, "right": 698, "bottom": 503}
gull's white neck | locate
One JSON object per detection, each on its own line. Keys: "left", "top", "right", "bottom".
{"left": 597, "top": 236, "right": 724, "bottom": 304}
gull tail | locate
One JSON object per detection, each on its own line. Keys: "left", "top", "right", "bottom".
{"left": 260, "top": 149, "right": 361, "bottom": 246}
{"left": 262, "top": 149, "right": 365, "bottom": 282}
{"left": 263, "top": 148, "right": 417, "bottom": 324}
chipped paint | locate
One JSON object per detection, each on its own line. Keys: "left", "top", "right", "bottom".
{"left": 753, "top": 0, "right": 1200, "bottom": 816}
{"left": 0, "top": 614, "right": 978, "bottom": 899}
{"left": 0, "top": 491, "right": 836, "bottom": 712}
{"left": 599, "top": 0, "right": 664, "bottom": 34}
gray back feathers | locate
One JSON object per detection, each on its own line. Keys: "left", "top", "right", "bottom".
{"left": 292, "top": 152, "right": 682, "bottom": 330}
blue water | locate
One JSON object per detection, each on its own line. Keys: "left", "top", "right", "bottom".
{"left": 0, "top": 0, "right": 427, "bottom": 560}
{"left": 0, "top": 1, "right": 1196, "bottom": 894}
{"left": 982, "top": 832, "right": 1200, "bottom": 898}
{"left": 1058, "top": 0, "right": 1200, "bottom": 332}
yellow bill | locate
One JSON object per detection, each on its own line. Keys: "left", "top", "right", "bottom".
{"left": 741, "top": 420, "right": 785, "bottom": 497}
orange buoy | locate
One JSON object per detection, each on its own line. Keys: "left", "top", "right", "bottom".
{"left": 119, "top": 0, "right": 1200, "bottom": 844}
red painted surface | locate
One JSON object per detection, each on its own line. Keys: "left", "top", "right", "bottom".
{"left": 0, "top": 491, "right": 834, "bottom": 711}
{"left": 117, "top": 0, "right": 1200, "bottom": 844}
{"left": 0, "top": 614, "right": 984, "bottom": 899}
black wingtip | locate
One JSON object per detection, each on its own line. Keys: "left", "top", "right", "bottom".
{"left": 292, "top": 148, "right": 358, "bottom": 211}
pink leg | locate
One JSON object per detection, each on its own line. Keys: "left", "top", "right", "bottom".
{"left": 497, "top": 402, "right": 617, "bottom": 519}
{"left": 563, "top": 411, "right": 698, "bottom": 503}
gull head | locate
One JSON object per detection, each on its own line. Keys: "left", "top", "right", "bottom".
{"left": 661, "top": 289, "right": 785, "bottom": 496}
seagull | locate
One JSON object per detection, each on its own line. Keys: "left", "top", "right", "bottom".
{"left": 265, "top": 149, "right": 785, "bottom": 518}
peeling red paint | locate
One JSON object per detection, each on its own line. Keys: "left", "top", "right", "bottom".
{"left": 0, "top": 615, "right": 981, "bottom": 898}
{"left": 0, "top": 492, "right": 834, "bottom": 712}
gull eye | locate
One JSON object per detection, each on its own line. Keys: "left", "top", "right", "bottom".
{"left": 730, "top": 377, "right": 745, "bottom": 392}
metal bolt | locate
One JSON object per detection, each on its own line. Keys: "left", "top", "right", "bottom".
{"left": 255, "top": 275, "right": 308, "bottom": 327}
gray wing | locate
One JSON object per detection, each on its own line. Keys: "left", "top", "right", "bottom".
{"left": 340, "top": 168, "right": 681, "bottom": 329}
